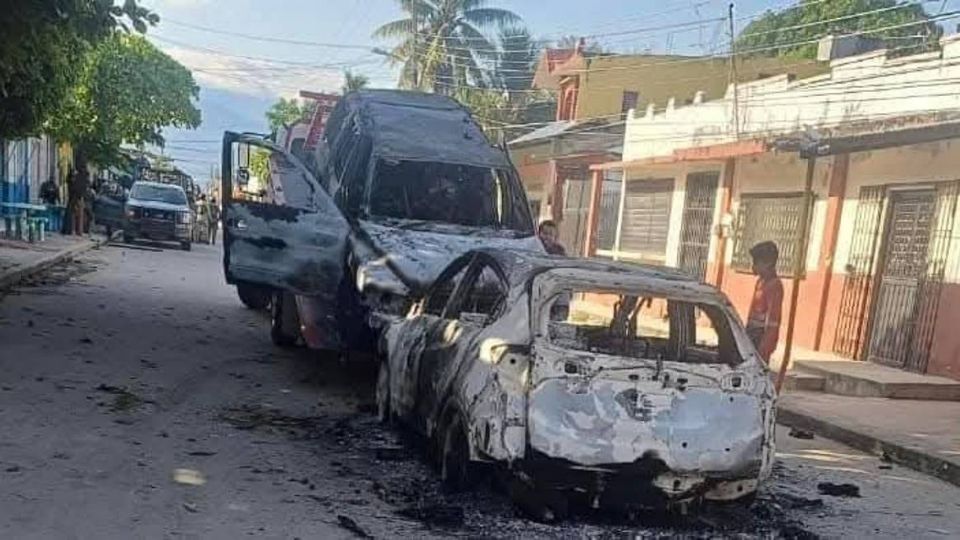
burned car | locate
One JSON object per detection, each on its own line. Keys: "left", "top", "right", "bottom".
{"left": 220, "top": 90, "right": 541, "bottom": 352}
{"left": 377, "top": 249, "right": 775, "bottom": 518}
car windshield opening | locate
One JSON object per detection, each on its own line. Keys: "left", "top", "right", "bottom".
{"left": 368, "top": 159, "right": 531, "bottom": 231}
{"left": 131, "top": 184, "right": 187, "bottom": 206}
{"left": 545, "top": 290, "right": 743, "bottom": 365}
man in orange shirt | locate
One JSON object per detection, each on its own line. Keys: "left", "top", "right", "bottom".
{"left": 746, "top": 241, "right": 784, "bottom": 364}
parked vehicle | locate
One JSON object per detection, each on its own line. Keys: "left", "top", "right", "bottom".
{"left": 377, "top": 249, "right": 776, "bottom": 518}
{"left": 220, "top": 90, "right": 542, "bottom": 351}
{"left": 123, "top": 181, "right": 193, "bottom": 251}
{"left": 92, "top": 180, "right": 126, "bottom": 237}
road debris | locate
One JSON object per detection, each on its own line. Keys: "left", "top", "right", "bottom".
{"left": 336, "top": 515, "right": 372, "bottom": 538}
{"left": 173, "top": 468, "right": 206, "bottom": 486}
{"left": 817, "top": 482, "right": 861, "bottom": 497}
{"left": 788, "top": 428, "right": 815, "bottom": 440}
{"left": 397, "top": 503, "right": 465, "bottom": 528}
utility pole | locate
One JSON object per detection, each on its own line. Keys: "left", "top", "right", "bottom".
{"left": 728, "top": 3, "right": 741, "bottom": 140}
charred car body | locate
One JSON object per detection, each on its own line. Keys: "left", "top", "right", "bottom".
{"left": 220, "top": 90, "right": 541, "bottom": 351}
{"left": 377, "top": 249, "right": 776, "bottom": 516}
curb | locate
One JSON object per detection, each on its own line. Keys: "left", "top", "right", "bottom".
{"left": 0, "top": 233, "right": 115, "bottom": 291}
{"left": 777, "top": 406, "right": 960, "bottom": 488}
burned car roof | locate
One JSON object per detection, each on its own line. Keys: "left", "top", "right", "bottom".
{"left": 325, "top": 90, "right": 511, "bottom": 169}
{"left": 470, "top": 248, "right": 705, "bottom": 290}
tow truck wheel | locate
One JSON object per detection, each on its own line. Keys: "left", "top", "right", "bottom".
{"left": 375, "top": 360, "right": 391, "bottom": 424}
{"left": 439, "top": 417, "right": 474, "bottom": 493}
{"left": 270, "top": 291, "right": 300, "bottom": 348}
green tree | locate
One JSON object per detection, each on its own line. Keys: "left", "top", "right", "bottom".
{"left": 48, "top": 33, "right": 201, "bottom": 177}
{"left": 0, "top": 0, "right": 157, "bottom": 137}
{"left": 555, "top": 35, "right": 606, "bottom": 54}
{"left": 342, "top": 70, "right": 370, "bottom": 93}
{"left": 373, "top": 0, "right": 520, "bottom": 92}
{"left": 265, "top": 98, "right": 305, "bottom": 133}
{"left": 736, "top": 0, "right": 941, "bottom": 59}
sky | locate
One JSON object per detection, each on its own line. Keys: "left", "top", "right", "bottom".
{"left": 139, "top": 0, "right": 960, "bottom": 182}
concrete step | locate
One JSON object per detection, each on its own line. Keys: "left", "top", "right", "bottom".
{"left": 780, "top": 369, "right": 826, "bottom": 392}
{"left": 794, "top": 359, "right": 960, "bottom": 401}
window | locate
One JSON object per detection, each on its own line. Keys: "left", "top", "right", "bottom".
{"left": 547, "top": 291, "right": 742, "bottom": 366}
{"left": 621, "top": 91, "right": 639, "bottom": 114}
{"left": 619, "top": 178, "right": 674, "bottom": 257}
{"left": 596, "top": 172, "right": 623, "bottom": 252}
{"left": 451, "top": 265, "right": 506, "bottom": 323}
{"left": 368, "top": 160, "right": 532, "bottom": 232}
{"left": 130, "top": 184, "right": 187, "bottom": 206}
{"left": 732, "top": 193, "right": 810, "bottom": 276}
{"left": 424, "top": 266, "right": 468, "bottom": 316}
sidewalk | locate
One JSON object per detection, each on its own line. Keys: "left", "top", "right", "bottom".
{"left": 778, "top": 391, "right": 960, "bottom": 487}
{"left": 0, "top": 233, "right": 109, "bottom": 290}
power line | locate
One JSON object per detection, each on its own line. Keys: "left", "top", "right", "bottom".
{"left": 162, "top": 18, "right": 375, "bottom": 50}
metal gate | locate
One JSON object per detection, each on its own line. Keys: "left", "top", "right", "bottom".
{"left": 864, "top": 182, "right": 958, "bottom": 372}
{"left": 677, "top": 172, "right": 719, "bottom": 280}
{"left": 834, "top": 185, "right": 886, "bottom": 358}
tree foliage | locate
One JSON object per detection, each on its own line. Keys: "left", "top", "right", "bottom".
{"left": 555, "top": 35, "right": 606, "bottom": 54}
{"left": 373, "top": 0, "right": 520, "bottom": 92}
{"left": 735, "top": 0, "right": 942, "bottom": 59}
{"left": 0, "top": 0, "right": 158, "bottom": 138}
{"left": 48, "top": 33, "right": 201, "bottom": 168}
{"left": 265, "top": 98, "right": 306, "bottom": 133}
{"left": 342, "top": 70, "right": 370, "bottom": 93}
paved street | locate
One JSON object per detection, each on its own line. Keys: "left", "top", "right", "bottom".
{"left": 1, "top": 241, "right": 959, "bottom": 539}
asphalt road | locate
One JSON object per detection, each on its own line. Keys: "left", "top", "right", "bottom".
{"left": 1, "top": 240, "right": 959, "bottom": 539}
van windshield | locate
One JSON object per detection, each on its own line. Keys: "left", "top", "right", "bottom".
{"left": 131, "top": 184, "right": 187, "bottom": 206}
{"left": 368, "top": 160, "right": 532, "bottom": 232}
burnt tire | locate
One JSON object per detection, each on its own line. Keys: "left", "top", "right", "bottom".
{"left": 236, "top": 284, "right": 270, "bottom": 310}
{"left": 181, "top": 241, "right": 191, "bottom": 251}
{"left": 375, "top": 359, "right": 391, "bottom": 424}
{"left": 270, "top": 290, "right": 300, "bottom": 348}
{"left": 439, "top": 417, "right": 474, "bottom": 493}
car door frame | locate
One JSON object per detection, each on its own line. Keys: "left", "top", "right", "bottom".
{"left": 415, "top": 253, "right": 510, "bottom": 436}
{"left": 220, "top": 131, "right": 349, "bottom": 295}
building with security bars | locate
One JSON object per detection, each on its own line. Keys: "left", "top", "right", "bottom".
{"left": 579, "top": 34, "right": 960, "bottom": 381}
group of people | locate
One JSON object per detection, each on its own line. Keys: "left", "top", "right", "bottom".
{"left": 38, "top": 169, "right": 92, "bottom": 236}
{"left": 535, "top": 216, "right": 784, "bottom": 365}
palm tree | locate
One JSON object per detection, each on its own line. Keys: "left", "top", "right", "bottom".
{"left": 342, "top": 70, "right": 369, "bottom": 94}
{"left": 373, "top": 0, "right": 520, "bottom": 93}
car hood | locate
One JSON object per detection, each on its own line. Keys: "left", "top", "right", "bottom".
{"left": 356, "top": 219, "right": 543, "bottom": 291}
{"left": 127, "top": 198, "right": 189, "bottom": 212}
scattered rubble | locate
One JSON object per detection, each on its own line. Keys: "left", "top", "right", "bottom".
{"left": 336, "top": 515, "right": 372, "bottom": 538}
{"left": 817, "top": 482, "right": 861, "bottom": 498}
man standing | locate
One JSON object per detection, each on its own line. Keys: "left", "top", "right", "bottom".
{"left": 66, "top": 168, "right": 89, "bottom": 236}
{"left": 538, "top": 220, "right": 567, "bottom": 256}
{"left": 746, "top": 241, "right": 784, "bottom": 364}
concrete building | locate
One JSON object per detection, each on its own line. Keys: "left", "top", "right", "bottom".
{"left": 584, "top": 35, "right": 960, "bottom": 380}
{"left": 510, "top": 43, "right": 826, "bottom": 255}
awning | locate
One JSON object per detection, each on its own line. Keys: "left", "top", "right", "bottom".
{"left": 590, "top": 138, "right": 768, "bottom": 171}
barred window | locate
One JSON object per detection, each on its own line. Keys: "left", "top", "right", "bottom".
{"left": 731, "top": 193, "right": 811, "bottom": 276}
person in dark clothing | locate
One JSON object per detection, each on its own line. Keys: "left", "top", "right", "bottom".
{"left": 746, "top": 241, "right": 784, "bottom": 364}
{"left": 39, "top": 179, "right": 60, "bottom": 205}
{"left": 66, "top": 168, "right": 89, "bottom": 236}
{"left": 538, "top": 220, "right": 567, "bottom": 256}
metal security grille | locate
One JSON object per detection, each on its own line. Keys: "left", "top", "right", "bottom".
{"left": 596, "top": 172, "right": 623, "bottom": 252}
{"left": 619, "top": 178, "right": 674, "bottom": 257}
{"left": 559, "top": 170, "right": 589, "bottom": 256}
{"left": 834, "top": 185, "right": 885, "bottom": 359}
{"left": 867, "top": 189, "right": 936, "bottom": 369}
{"left": 731, "top": 193, "right": 809, "bottom": 276}
{"left": 865, "top": 182, "right": 958, "bottom": 372}
{"left": 677, "top": 172, "right": 719, "bottom": 280}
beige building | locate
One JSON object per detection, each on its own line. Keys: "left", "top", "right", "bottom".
{"left": 584, "top": 35, "right": 960, "bottom": 381}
